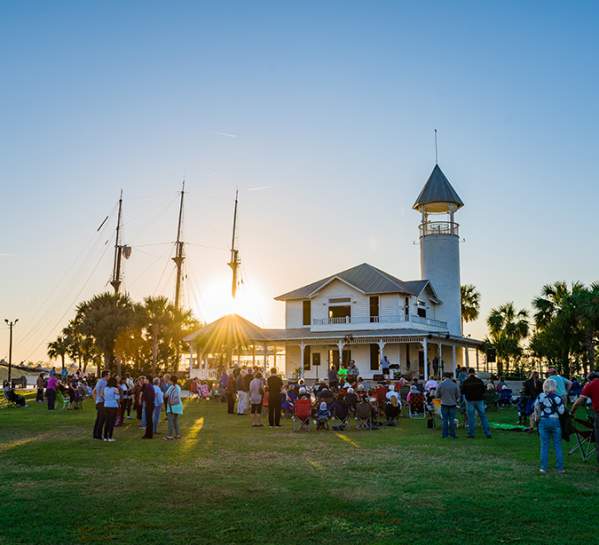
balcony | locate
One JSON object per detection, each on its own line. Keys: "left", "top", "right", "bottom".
{"left": 419, "top": 221, "right": 459, "bottom": 237}
{"left": 311, "top": 314, "right": 448, "bottom": 331}
{"left": 410, "top": 315, "right": 448, "bottom": 328}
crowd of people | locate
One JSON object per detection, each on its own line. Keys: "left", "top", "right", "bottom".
{"left": 4, "top": 359, "right": 599, "bottom": 475}
{"left": 91, "top": 371, "right": 183, "bottom": 441}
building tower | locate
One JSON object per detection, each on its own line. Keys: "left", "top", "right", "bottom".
{"left": 413, "top": 164, "right": 464, "bottom": 336}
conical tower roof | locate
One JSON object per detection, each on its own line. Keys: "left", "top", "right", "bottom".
{"left": 413, "top": 164, "right": 464, "bottom": 211}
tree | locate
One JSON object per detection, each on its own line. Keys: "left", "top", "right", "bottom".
{"left": 461, "top": 284, "right": 481, "bottom": 333}
{"left": 47, "top": 336, "right": 69, "bottom": 371}
{"left": 532, "top": 282, "right": 582, "bottom": 376}
{"left": 75, "top": 292, "right": 136, "bottom": 376}
{"left": 487, "top": 303, "right": 529, "bottom": 374}
{"left": 572, "top": 282, "right": 599, "bottom": 374}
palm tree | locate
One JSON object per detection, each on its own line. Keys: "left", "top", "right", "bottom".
{"left": 532, "top": 281, "right": 581, "bottom": 375}
{"left": 47, "top": 336, "right": 69, "bottom": 371}
{"left": 461, "top": 284, "right": 481, "bottom": 333}
{"left": 572, "top": 282, "right": 599, "bottom": 374}
{"left": 75, "top": 292, "right": 136, "bottom": 376}
{"left": 142, "top": 296, "right": 174, "bottom": 375}
{"left": 487, "top": 303, "right": 529, "bottom": 374}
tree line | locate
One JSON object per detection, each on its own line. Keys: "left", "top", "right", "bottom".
{"left": 462, "top": 281, "right": 599, "bottom": 377}
{"left": 47, "top": 293, "right": 200, "bottom": 376}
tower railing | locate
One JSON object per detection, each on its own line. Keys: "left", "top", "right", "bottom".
{"left": 419, "top": 221, "right": 459, "bottom": 237}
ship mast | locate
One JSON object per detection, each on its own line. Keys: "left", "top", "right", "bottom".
{"left": 228, "top": 189, "right": 241, "bottom": 299}
{"left": 110, "top": 190, "right": 124, "bottom": 294}
{"left": 172, "top": 181, "right": 185, "bottom": 310}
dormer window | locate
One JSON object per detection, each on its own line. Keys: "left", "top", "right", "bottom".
{"left": 417, "top": 300, "right": 427, "bottom": 318}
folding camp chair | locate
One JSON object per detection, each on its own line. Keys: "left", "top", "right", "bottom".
{"left": 292, "top": 398, "right": 312, "bottom": 432}
{"left": 408, "top": 393, "right": 426, "bottom": 418}
{"left": 568, "top": 416, "right": 596, "bottom": 462}
{"left": 355, "top": 400, "right": 373, "bottom": 430}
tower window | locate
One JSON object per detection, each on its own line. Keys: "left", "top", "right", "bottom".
{"left": 369, "top": 296, "right": 379, "bottom": 322}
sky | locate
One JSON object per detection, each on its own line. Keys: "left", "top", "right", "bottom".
{"left": 1, "top": 1, "right": 598, "bottom": 363}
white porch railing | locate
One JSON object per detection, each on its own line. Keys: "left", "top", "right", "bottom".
{"left": 410, "top": 315, "right": 448, "bottom": 328}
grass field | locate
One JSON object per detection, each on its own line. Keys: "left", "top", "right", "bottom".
{"left": 1, "top": 396, "right": 597, "bottom": 545}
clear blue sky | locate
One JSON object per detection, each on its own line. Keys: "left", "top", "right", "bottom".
{"left": 2, "top": 1, "right": 598, "bottom": 362}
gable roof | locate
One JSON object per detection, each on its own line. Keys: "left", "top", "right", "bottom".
{"left": 275, "top": 263, "right": 440, "bottom": 302}
{"left": 413, "top": 164, "right": 464, "bottom": 210}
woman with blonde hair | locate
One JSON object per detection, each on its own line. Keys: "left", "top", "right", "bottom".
{"left": 534, "top": 378, "right": 565, "bottom": 474}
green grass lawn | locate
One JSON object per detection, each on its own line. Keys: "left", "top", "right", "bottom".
{"left": 0, "top": 397, "right": 597, "bottom": 545}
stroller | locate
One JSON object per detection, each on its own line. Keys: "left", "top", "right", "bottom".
{"left": 292, "top": 398, "right": 313, "bottom": 432}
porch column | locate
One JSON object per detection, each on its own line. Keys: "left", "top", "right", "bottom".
{"left": 475, "top": 348, "right": 480, "bottom": 372}
{"left": 337, "top": 339, "right": 344, "bottom": 365}
{"left": 438, "top": 342, "right": 443, "bottom": 376}
{"left": 464, "top": 345, "right": 470, "bottom": 367}
{"left": 378, "top": 339, "right": 386, "bottom": 371}
{"left": 252, "top": 344, "right": 256, "bottom": 367}
{"left": 264, "top": 344, "right": 268, "bottom": 371}
{"left": 273, "top": 345, "right": 277, "bottom": 370}
{"left": 423, "top": 337, "right": 429, "bottom": 380}
{"left": 188, "top": 343, "right": 194, "bottom": 375}
{"left": 299, "top": 341, "right": 306, "bottom": 379}
{"left": 451, "top": 344, "right": 457, "bottom": 374}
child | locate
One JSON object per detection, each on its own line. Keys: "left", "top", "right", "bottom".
{"left": 316, "top": 401, "right": 330, "bottom": 430}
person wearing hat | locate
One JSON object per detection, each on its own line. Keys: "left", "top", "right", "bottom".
{"left": 571, "top": 372, "right": 599, "bottom": 468}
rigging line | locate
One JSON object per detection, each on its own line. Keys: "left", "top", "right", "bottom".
{"left": 123, "top": 193, "right": 179, "bottom": 236}
{"left": 17, "top": 203, "right": 116, "bottom": 345}
{"left": 130, "top": 242, "right": 173, "bottom": 248}
{"left": 186, "top": 242, "right": 229, "bottom": 251}
{"left": 128, "top": 247, "right": 174, "bottom": 286}
{"left": 152, "top": 253, "right": 173, "bottom": 296}
{"left": 23, "top": 239, "right": 112, "bottom": 362}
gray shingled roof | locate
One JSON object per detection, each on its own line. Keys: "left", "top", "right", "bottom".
{"left": 275, "top": 263, "right": 439, "bottom": 301}
{"left": 413, "top": 164, "right": 464, "bottom": 210}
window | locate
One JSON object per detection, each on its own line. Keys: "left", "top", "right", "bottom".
{"left": 302, "top": 300, "right": 311, "bottom": 326}
{"left": 312, "top": 352, "right": 321, "bottom": 367}
{"left": 417, "top": 300, "right": 427, "bottom": 318}
{"left": 370, "top": 344, "right": 380, "bottom": 370}
{"left": 328, "top": 305, "right": 351, "bottom": 321}
{"left": 404, "top": 297, "right": 410, "bottom": 320}
{"left": 329, "top": 297, "right": 351, "bottom": 303}
{"left": 369, "top": 296, "right": 379, "bottom": 322}
{"left": 303, "top": 346, "right": 311, "bottom": 370}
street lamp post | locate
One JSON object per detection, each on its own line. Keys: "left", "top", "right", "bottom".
{"left": 4, "top": 319, "right": 18, "bottom": 384}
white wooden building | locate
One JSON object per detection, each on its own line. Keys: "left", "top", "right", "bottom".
{"left": 186, "top": 164, "right": 484, "bottom": 380}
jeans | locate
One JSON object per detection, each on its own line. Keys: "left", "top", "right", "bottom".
{"left": 466, "top": 400, "right": 491, "bottom": 437}
{"left": 93, "top": 402, "right": 105, "bottom": 438}
{"left": 152, "top": 404, "right": 162, "bottom": 433}
{"left": 539, "top": 417, "right": 563, "bottom": 471}
{"left": 167, "top": 413, "right": 180, "bottom": 437}
{"left": 103, "top": 407, "right": 117, "bottom": 439}
{"left": 47, "top": 389, "right": 56, "bottom": 410}
{"left": 268, "top": 396, "right": 281, "bottom": 426}
{"left": 36, "top": 388, "right": 44, "bottom": 402}
{"left": 441, "top": 405, "right": 457, "bottom": 438}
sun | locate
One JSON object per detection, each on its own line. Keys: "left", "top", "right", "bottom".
{"left": 195, "top": 276, "right": 268, "bottom": 326}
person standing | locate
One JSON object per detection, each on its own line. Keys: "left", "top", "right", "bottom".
{"left": 249, "top": 371, "right": 265, "bottom": 427}
{"left": 36, "top": 374, "right": 45, "bottom": 403}
{"left": 523, "top": 371, "right": 543, "bottom": 431}
{"left": 152, "top": 377, "right": 164, "bottom": 434}
{"left": 226, "top": 369, "right": 237, "bottom": 415}
{"left": 547, "top": 368, "right": 572, "bottom": 404}
{"left": 165, "top": 376, "right": 183, "bottom": 440}
{"left": 125, "top": 374, "right": 134, "bottom": 419}
{"left": 380, "top": 355, "right": 390, "bottom": 377}
{"left": 267, "top": 368, "right": 283, "bottom": 427}
{"left": 237, "top": 368, "right": 250, "bottom": 415}
{"left": 92, "top": 370, "right": 109, "bottom": 438}
{"left": 436, "top": 372, "right": 460, "bottom": 439}
{"left": 328, "top": 364, "right": 338, "bottom": 390}
{"left": 46, "top": 373, "right": 58, "bottom": 410}
{"left": 571, "top": 371, "right": 599, "bottom": 470}
{"left": 534, "top": 378, "right": 565, "bottom": 474}
{"left": 461, "top": 368, "right": 491, "bottom": 439}
{"left": 141, "top": 377, "right": 155, "bottom": 439}
{"left": 103, "top": 377, "right": 120, "bottom": 442}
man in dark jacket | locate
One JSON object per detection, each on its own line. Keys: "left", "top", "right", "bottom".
{"left": 462, "top": 368, "right": 491, "bottom": 439}
{"left": 141, "top": 377, "right": 155, "bottom": 439}
{"left": 267, "top": 368, "right": 283, "bottom": 427}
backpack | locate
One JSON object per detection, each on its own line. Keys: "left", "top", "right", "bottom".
{"left": 168, "top": 386, "right": 181, "bottom": 406}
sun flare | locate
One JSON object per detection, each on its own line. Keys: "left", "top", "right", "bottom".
{"left": 195, "top": 276, "right": 268, "bottom": 326}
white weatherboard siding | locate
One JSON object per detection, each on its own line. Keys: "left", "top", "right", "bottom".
{"left": 310, "top": 279, "right": 368, "bottom": 323}
{"left": 285, "top": 300, "right": 304, "bottom": 329}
